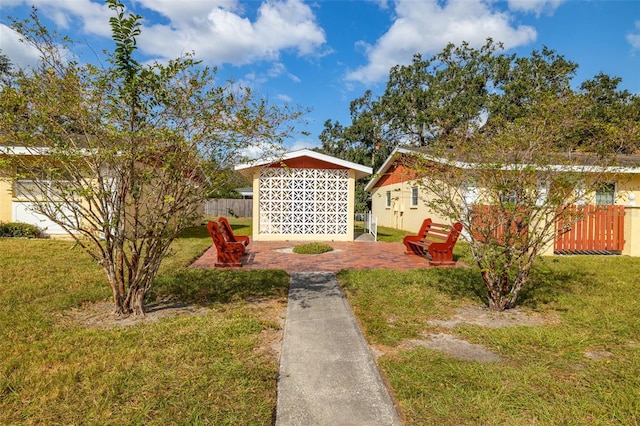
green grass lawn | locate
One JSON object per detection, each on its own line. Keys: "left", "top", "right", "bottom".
{"left": 4, "top": 217, "right": 640, "bottom": 424}
{"left": 0, "top": 223, "right": 288, "bottom": 425}
{"left": 339, "top": 253, "right": 640, "bottom": 425}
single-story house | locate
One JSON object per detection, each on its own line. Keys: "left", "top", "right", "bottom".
{"left": 235, "top": 149, "right": 372, "bottom": 241}
{"left": 0, "top": 146, "right": 76, "bottom": 236}
{"left": 235, "top": 187, "right": 253, "bottom": 199}
{"left": 1, "top": 143, "right": 204, "bottom": 238}
{"left": 365, "top": 146, "right": 640, "bottom": 256}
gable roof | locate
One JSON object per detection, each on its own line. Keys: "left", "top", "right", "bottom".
{"left": 235, "top": 149, "right": 373, "bottom": 179}
{"left": 365, "top": 146, "right": 640, "bottom": 192}
{"left": 364, "top": 147, "right": 415, "bottom": 192}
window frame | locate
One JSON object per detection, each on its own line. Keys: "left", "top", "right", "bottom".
{"left": 595, "top": 182, "right": 616, "bottom": 206}
{"left": 13, "top": 167, "right": 74, "bottom": 201}
{"left": 410, "top": 186, "right": 419, "bottom": 207}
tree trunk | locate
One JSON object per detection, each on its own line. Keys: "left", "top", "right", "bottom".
{"left": 106, "top": 267, "right": 131, "bottom": 316}
{"left": 481, "top": 269, "right": 510, "bottom": 312}
{"left": 130, "top": 287, "right": 146, "bottom": 317}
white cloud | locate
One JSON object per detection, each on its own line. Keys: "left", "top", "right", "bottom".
{"left": 0, "top": 24, "right": 42, "bottom": 70}
{"left": 628, "top": 21, "right": 640, "bottom": 51}
{"left": 268, "top": 62, "right": 286, "bottom": 77}
{"left": 134, "top": 0, "right": 241, "bottom": 26}
{"left": 507, "top": 0, "right": 565, "bottom": 16}
{"left": 288, "top": 138, "right": 320, "bottom": 151}
{"left": 345, "top": 0, "right": 537, "bottom": 84}
{"left": 267, "top": 63, "right": 301, "bottom": 82}
{"left": 367, "top": 0, "right": 390, "bottom": 9}
{"left": 277, "top": 94, "right": 293, "bottom": 102}
{"left": 240, "top": 143, "right": 269, "bottom": 160}
{"left": 241, "top": 135, "right": 319, "bottom": 159}
{"left": 24, "top": 0, "right": 114, "bottom": 37}
{"left": 0, "top": 0, "right": 27, "bottom": 6}
{"left": 135, "top": 0, "right": 326, "bottom": 65}
{"left": 1, "top": 0, "right": 326, "bottom": 68}
{"left": 0, "top": 0, "right": 112, "bottom": 69}
{"left": 287, "top": 72, "right": 301, "bottom": 83}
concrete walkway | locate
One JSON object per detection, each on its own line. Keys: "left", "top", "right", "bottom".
{"left": 275, "top": 272, "right": 402, "bottom": 426}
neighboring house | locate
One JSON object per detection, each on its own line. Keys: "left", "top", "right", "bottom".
{"left": 0, "top": 146, "right": 76, "bottom": 237}
{"left": 235, "top": 149, "right": 372, "bottom": 241}
{"left": 366, "top": 146, "right": 640, "bottom": 256}
{"left": 235, "top": 187, "right": 253, "bottom": 199}
{"left": 1, "top": 143, "right": 204, "bottom": 238}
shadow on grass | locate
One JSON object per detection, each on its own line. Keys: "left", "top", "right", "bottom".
{"left": 153, "top": 268, "right": 289, "bottom": 306}
{"left": 428, "top": 267, "right": 487, "bottom": 304}
{"left": 518, "top": 258, "right": 596, "bottom": 309}
{"left": 426, "top": 241, "right": 599, "bottom": 310}
{"left": 429, "top": 263, "right": 596, "bottom": 311}
{"left": 175, "top": 225, "right": 210, "bottom": 239}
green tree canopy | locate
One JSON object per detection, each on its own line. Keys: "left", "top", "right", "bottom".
{"left": 325, "top": 41, "right": 639, "bottom": 311}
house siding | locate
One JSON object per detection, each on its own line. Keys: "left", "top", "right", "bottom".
{"left": 0, "top": 173, "right": 11, "bottom": 223}
{"left": 369, "top": 151, "right": 640, "bottom": 256}
{"left": 370, "top": 159, "right": 451, "bottom": 233}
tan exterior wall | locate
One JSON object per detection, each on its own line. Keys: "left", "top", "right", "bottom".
{"left": 371, "top": 165, "right": 640, "bottom": 256}
{"left": 0, "top": 171, "right": 12, "bottom": 223}
{"left": 619, "top": 174, "right": 640, "bottom": 256}
{"left": 616, "top": 174, "right": 640, "bottom": 206}
{"left": 370, "top": 179, "right": 451, "bottom": 234}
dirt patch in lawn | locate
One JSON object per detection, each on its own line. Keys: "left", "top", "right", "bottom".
{"left": 427, "top": 304, "right": 557, "bottom": 329}
{"left": 247, "top": 297, "right": 288, "bottom": 358}
{"left": 372, "top": 305, "right": 558, "bottom": 363}
{"left": 61, "top": 296, "right": 288, "bottom": 365}
{"left": 60, "top": 298, "right": 210, "bottom": 329}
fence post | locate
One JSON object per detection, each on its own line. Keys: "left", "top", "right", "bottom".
{"left": 623, "top": 206, "right": 640, "bottom": 256}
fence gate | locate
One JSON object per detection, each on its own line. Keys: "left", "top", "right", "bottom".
{"left": 554, "top": 205, "right": 625, "bottom": 254}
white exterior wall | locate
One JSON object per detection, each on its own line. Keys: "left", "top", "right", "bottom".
{"left": 251, "top": 167, "right": 356, "bottom": 241}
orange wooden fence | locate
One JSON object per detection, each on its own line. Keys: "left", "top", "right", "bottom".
{"left": 470, "top": 205, "right": 529, "bottom": 245}
{"left": 554, "top": 205, "right": 625, "bottom": 254}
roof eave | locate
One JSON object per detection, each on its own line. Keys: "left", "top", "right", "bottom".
{"left": 235, "top": 149, "right": 372, "bottom": 178}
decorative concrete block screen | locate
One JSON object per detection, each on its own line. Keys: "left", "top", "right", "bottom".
{"left": 258, "top": 167, "right": 349, "bottom": 235}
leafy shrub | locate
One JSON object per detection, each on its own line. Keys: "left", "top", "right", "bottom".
{"left": 292, "top": 242, "right": 334, "bottom": 255}
{"left": 0, "top": 222, "right": 44, "bottom": 238}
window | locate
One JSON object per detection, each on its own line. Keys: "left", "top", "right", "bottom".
{"left": 462, "top": 180, "right": 479, "bottom": 205}
{"left": 14, "top": 167, "right": 73, "bottom": 201}
{"left": 595, "top": 183, "right": 615, "bottom": 205}
{"left": 499, "top": 181, "right": 524, "bottom": 205}
{"left": 411, "top": 187, "right": 419, "bottom": 207}
{"left": 385, "top": 190, "right": 391, "bottom": 208}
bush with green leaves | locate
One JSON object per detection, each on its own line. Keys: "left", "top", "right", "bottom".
{"left": 0, "top": 222, "right": 43, "bottom": 238}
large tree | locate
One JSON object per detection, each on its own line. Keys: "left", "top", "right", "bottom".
{"left": 332, "top": 41, "right": 639, "bottom": 311}
{"left": 0, "top": 1, "right": 303, "bottom": 315}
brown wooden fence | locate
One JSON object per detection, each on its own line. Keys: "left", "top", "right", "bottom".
{"left": 554, "top": 205, "right": 625, "bottom": 254}
{"left": 203, "top": 199, "right": 253, "bottom": 218}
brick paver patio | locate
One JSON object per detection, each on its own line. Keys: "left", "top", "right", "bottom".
{"left": 191, "top": 236, "right": 455, "bottom": 273}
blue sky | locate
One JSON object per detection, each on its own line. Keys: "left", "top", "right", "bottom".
{"left": 2, "top": 0, "right": 639, "bottom": 153}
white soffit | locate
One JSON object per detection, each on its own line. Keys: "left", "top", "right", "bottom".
{"left": 235, "top": 149, "right": 372, "bottom": 180}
